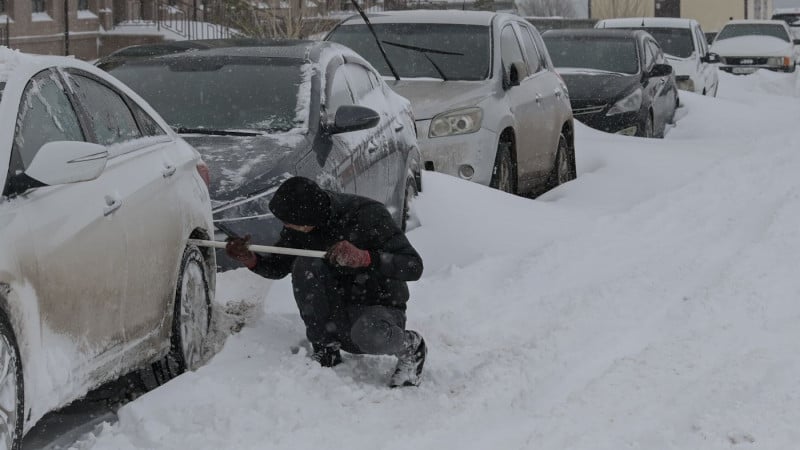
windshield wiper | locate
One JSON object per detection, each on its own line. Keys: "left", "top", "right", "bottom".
{"left": 381, "top": 41, "right": 464, "bottom": 81}
{"left": 173, "top": 127, "right": 264, "bottom": 137}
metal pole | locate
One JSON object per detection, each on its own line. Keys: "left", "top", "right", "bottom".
{"left": 64, "top": 0, "right": 69, "bottom": 55}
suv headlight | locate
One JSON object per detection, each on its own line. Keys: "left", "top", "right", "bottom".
{"left": 429, "top": 107, "right": 483, "bottom": 138}
{"left": 606, "top": 89, "right": 643, "bottom": 116}
{"left": 767, "top": 56, "right": 792, "bottom": 67}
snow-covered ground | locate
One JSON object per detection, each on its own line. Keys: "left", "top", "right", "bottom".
{"left": 75, "top": 69, "right": 800, "bottom": 449}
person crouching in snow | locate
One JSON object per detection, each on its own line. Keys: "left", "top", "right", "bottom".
{"left": 225, "top": 176, "right": 427, "bottom": 387}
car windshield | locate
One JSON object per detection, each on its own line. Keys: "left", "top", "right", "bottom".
{"left": 772, "top": 13, "right": 800, "bottom": 27}
{"left": 632, "top": 28, "right": 694, "bottom": 58}
{"left": 327, "top": 23, "right": 491, "bottom": 80}
{"left": 105, "top": 56, "right": 309, "bottom": 133}
{"left": 716, "top": 24, "right": 790, "bottom": 42}
{"left": 543, "top": 36, "right": 639, "bottom": 74}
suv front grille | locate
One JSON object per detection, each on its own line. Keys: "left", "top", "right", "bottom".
{"left": 723, "top": 57, "right": 769, "bottom": 65}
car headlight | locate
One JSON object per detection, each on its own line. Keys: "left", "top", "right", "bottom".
{"left": 767, "top": 56, "right": 792, "bottom": 67}
{"left": 429, "top": 107, "right": 483, "bottom": 138}
{"left": 606, "top": 89, "right": 643, "bottom": 116}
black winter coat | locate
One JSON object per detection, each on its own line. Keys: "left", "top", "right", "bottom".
{"left": 250, "top": 191, "right": 423, "bottom": 309}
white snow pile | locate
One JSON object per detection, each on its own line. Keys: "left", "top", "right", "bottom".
{"left": 76, "top": 70, "right": 800, "bottom": 449}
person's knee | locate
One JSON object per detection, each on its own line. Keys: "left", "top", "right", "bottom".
{"left": 350, "top": 309, "right": 403, "bottom": 355}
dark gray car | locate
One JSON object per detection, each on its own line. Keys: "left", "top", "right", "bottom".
{"left": 97, "top": 40, "right": 422, "bottom": 268}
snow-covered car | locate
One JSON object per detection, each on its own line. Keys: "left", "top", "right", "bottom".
{"left": 326, "top": 10, "right": 577, "bottom": 196}
{"left": 0, "top": 48, "right": 216, "bottom": 448}
{"left": 97, "top": 40, "right": 422, "bottom": 269}
{"left": 772, "top": 8, "right": 800, "bottom": 40}
{"left": 711, "top": 20, "right": 800, "bottom": 74}
{"left": 595, "top": 17, "right": 720, "bottom": 96}
{"left": 543, "top": 29, "right": 679, "bottom": 139}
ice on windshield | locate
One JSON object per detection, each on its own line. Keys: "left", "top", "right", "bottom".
{"left": 543, "top": 37, "right": 639, "bottom": 75}
{"left": 717, "top": 24, "right": 791, "bottom": 42}
{"left": 327, "top": 23, "right": 491, "bottom": 81}
{"left": 107, "top": 57, "right": 311, "bottom": 133}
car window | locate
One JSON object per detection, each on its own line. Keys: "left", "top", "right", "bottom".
{"left": 367, "top": 70, "right": 381, "bottom": 91}
{"left": 14, "top": 70, "right": 86, "bottom": 169}
{"left": 66, "top": 74, "right": 142, "bottom": 146}
{"left": 327, "top": 66, "right": 354, "bottom": 116}
{"left": 344, "top": 64, "right": 374, "bottom": 100}
{"left": 129, "top": 101, "right": 167, "bottom": 137}
{"left": 694, "top": 26, "right": 708, "bottom": 56}
{"left": 501, "top": 25, "right": 527, "bottom": 78}
{"left": 529, "top": 28, "right": 551, "bottom": 70}
{"left": 649, "top": 40, "right": 665, "bottom": 64}
{"left": 544, "top": 36, "right": 640, "bottom": 74}
{"left": 716, "top": 23, "right": 791, "bottom": 42}
{"left": 517, "top": 25, "right": 543, "bottom": 74}
{"left": 327, "top": 23, "right": 492, "bottom": 81}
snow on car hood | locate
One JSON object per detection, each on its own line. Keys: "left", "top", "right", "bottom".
{"left": 557, "top": 69, "right": 640, "bottom": 102}
{"left": 711, "top": 36, "right": 793, "bottom": 57}
{"left": 183, "top": 134, "right": 309, "bottom": 203}
{"left": 386, "top": 79, "right": 493, "bottom": 121}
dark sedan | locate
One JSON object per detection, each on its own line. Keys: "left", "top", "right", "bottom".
{"left": 543, "top": 29, "right": 679, "bottom": 138}
{"left": 97, "top": 40, "right": 422, "bottom": 268}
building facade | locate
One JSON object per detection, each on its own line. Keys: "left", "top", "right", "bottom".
{"left": 590, "top": 0, "right": 774, "bottom": 32}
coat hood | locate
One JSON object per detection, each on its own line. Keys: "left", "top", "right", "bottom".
{"left": 386, "top": 79, "right": 493, "bottom": 120}
{"left": 557, "top": 69, "right": 640, "bottom": 103}
{"left": 711, "top": 36, "right": 793, "bottom": 57}
{"left": 183, "top": 133, "right": 309, "bottom": 203}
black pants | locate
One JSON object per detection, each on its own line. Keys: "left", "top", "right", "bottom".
{"left": 292, "top": 258, "right": 408, "bottom": 355}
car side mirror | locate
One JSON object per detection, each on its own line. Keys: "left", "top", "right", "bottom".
{"left": 503, "top": 61, "right": 525, "bottom": 90}
{"left": 793, "top": 39, "right": 800, "bottom": 45}
{"left": 24, "top": 141, "right": 108, "bottom": 186}
{"left": 702, "top": 52, "right": 721, "bottom": 64}
{"left": 329, "top": 105, "right": 380, "bottom": 134}
{"left": 648, "top": 63, "right": 673, "bottom": 78}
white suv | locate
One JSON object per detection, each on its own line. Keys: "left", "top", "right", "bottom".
{"left": 0, "top": 48, "right": 215, "bottom": 447}
{"left": 596, "top": 17, "right": 720, "bottom": 96}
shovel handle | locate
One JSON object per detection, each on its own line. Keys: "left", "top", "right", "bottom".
{"left": 188, "top": 239, "right": 327, "bottom": 259}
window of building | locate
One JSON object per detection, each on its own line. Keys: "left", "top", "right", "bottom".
{"left": 77, "top": 0, "right": 89, "bottom": 10}
{"left": 0, "top": 0, "right": 7, "bottom": 14}
{"left": 31, "top": 0, "right": 46, "bottom": 13}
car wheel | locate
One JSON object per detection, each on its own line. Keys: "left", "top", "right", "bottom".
{"left": 401, "top": 176, "right": 418, "bottom": 232}
{"left": 0, "top": 312, "right": 23, "bottom": 450}
{"left": 549, "top": 133, "right": 576, "bottom": 188}
{"left": 489, "top": 143, "right": 515, "bottom": 194}
{"left": 640, "top": 112, "right": 654, "bottom": 138}
{"left": 167, "top": 244, "right": 211, "bottom": 374}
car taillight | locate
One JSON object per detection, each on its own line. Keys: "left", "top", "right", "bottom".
{"left": 196, "top": 160, "right": 210, "bottom": 188}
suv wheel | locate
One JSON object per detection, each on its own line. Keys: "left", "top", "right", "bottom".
{"left": 0, "top": 312, "right": 23, "bottom": 450}
{"left": 553, "top": 133, "right": 577, "bottom": 186}
{"left": 401, "top": 176, "right": 418, "bottom": 232}
{"left": 490, "top": 143, "right": 515, "bottom": 194}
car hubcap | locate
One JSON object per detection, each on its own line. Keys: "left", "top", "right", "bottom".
{"left": 180, "top": 260, "right": 209, "bottom": 370}
{"left": 0, "top": 335, "right": 17, "bottom": 450}
{"left": 499, "top": 155, "right": 512, "bottom": 193}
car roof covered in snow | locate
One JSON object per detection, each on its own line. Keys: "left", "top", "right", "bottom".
{"left": 724, "top": 19, "right": 788, "bottom": 26}
{"left": 543, "top": 28, "right": 649, "bottom": 41}
{"left": 98, "top": 39, "right": 357, "bottom": 66}
{"left": 337, "top": 10, "right": 500, "bottom": 26}
{"left": 596, "top": 17, "right": 697, "bottom": 29}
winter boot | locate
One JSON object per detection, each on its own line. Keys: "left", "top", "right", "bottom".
{"left": 311, "top": 342, "right": 342, "bottom": 367}
{"left": 389, "top": 331, "right": 426, "bottom": 387}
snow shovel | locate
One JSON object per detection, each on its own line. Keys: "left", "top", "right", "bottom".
{"left": 188, "top": 239, "right": 326, "bottom": 259}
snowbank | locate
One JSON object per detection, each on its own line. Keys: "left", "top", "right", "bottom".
{"left": 77, "top": 70, "right": 800, "bottom": 449}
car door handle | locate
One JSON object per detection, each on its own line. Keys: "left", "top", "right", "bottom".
{"left": 535, "top": 94, "right": 543, "bottom": 104}
{"left": 367, "top": 140, "right": 379, "bottom": 153}
{"left": 104, "top": 195, "right": 122, "bottom": 217}
{"left": 554, "top": 88, "right": 562, "bottom": 98}
{"left": 162, "top": 164, "right": 177, "bottom": 178}
{"left": 394, "top": 122, "right": 405, "bottom": 132}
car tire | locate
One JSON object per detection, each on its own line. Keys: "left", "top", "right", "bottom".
{"left": 548, "top": 133, "right": 577, "bottom": 189}
{"left": 640, "top": 112, "right": 655, "bottom": 138}
{"left": 401, "top": 176, "right": 418, "bottom": 232}
{"left": 489, "top": 143, "right": 515, "bottom": 194}
{"left": 0, "top": 310, "right": 23, "bottom": 450}
{"left": 166, "top": 244, "right": 212, "bottom": 375}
